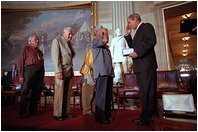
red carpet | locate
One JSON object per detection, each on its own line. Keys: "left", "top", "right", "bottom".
{"left": 1, "top": 106, "right": 153, "bottom": 131}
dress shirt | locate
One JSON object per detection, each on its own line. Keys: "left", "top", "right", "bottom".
{"left": 18, "top": 45, "right": 44, "bottom": 78}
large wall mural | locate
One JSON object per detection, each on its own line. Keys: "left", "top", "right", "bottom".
{"left": 1, "top": 9, "right": 91, "bottom": 72}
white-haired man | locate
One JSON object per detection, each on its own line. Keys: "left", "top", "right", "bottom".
{"left": 18, "top": 33, "right": 45, "bottom": 118}
{"left": 51, "top": 27, "right": 75, "bottom": 121}
{"left": 91, "top": 25, "right": 114, "bottom": 124}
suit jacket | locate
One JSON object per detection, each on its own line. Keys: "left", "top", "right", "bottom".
{"left": 91, "top": 38, "right": 114, "bottom": 79}
{"left": 124, "top": 23, "right": 158, "bottom": 72}
{"left": 51, "top": 36, "right": 75, "bottom": 77}
{"left": 7, "top": 70, "right": 18, "bottom": 84}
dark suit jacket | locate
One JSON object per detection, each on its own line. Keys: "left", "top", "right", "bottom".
{"left": 7, "top": 70, "right": 18, "bottom": 84}
{"left": 124, "top": 23, "right": 158, "bottom": 73}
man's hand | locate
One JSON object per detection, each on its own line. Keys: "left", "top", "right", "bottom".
{"left": 56, "top": 72, "right": 63, "bottom": 80}
{"left": 126, "top": 25, "right": 131, "bottom": 34}
{"left": 129, "top": 52, "right": 138, "bottom": 58}
{"left": 19, "top": 77, "right": 24, "bottom": 83}
{"left": 101, "top": 28, "right": 109, "bottom": 44}
{"left": 101, "top": 28, "right": 108, "bottom": 33}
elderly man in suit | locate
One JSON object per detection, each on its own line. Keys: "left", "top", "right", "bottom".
{"left": 124, "top": 13, "right": 158, "bottom": 126}
{"left": 18, "top": 33, "right": 45, "bottom": 118}
{"left": 91, "top": 25, "right": 114, "bottom": 124}
{"left": 51, "top": 27, "right": 75, "bottom": 121}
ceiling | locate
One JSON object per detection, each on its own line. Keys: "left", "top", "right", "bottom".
{"left": 164, "top": 2, "right": 197, "bottom": 68}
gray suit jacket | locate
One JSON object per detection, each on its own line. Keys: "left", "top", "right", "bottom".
{"left": 51, "top": 36, "right": 75, "bottom": 77}
{"left": 91, "top": 38, "right": 114, "bottom": 79}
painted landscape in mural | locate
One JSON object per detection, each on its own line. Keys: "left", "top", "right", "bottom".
{"left": 1, "top": 9, "right": 91, "bottom": 72}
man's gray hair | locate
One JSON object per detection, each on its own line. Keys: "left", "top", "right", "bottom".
{"left": 128, "top": 13, "right": 141, "bottom": 21}
{"left": 28, "top": 33, "right": 38, "bottom": 43}
{"left": 94, "top": 25, "right": 103, "bottom": 34}
{"left": 63, "top": 27, "right": 72, "bottom": 32}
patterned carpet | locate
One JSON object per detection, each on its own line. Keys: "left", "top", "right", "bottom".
{"left": 1, "top": 105, "right": 153, "bottom": 131}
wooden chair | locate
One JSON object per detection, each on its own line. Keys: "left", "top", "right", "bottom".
{"left": 1, "top": 77, "right": 21, "bottom": 107}
{"left": 42, "top": 76, "right": 55, "bottom": 110}
{"left": 114, "top": 73, "right": 141, "bottom": 112}
{"left": 70, "top": 75, "right": 82, "bottom": 111}
{"left": 41, "top": 75, "right": 83, "bottom": 111}
{"left": 157, "top": 70, "right": 185, "bottom": 98}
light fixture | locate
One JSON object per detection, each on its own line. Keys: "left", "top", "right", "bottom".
{"left": 182, "top": 49, "right": 188, "bottom": 53}
{"left": 182, "top": 36, "right": 190, "bottom": 41}
{"left": 181, "top": 13, "right": 193, "bottom": 19}
{"left": 183, "top": 44, "right": 189, "bottom": 48}
{"left": 182, "top": 53, "right": 188, "bottom": 56}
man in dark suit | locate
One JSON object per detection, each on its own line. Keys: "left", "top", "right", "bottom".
{"left": 7, "top": 63, "right": 19, "bottom": 86}
{"left": 3, "top": 63, "right": 19, "bottom": 105}
{"left": 124, "top": 13, "right": 158, "bottom": 126}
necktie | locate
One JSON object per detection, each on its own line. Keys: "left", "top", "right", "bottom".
{"left": 12, "top": 70, "right": 15, "bottom": 83}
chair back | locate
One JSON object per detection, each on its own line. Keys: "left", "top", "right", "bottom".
{"left": 43, "top": 76, "right": 55, "bottom": 95}
{"left": 70, "top": 75, "right": 82, "bottom": 110}
{"left": 157, "top": 70, "right": 181, "bottom": 92}
{"left": 44, "top": 76, "right": 55, "bottom": 88}
{"left": 123, "top": 73, "right": 139, "bottom": 90}
{"left": 71, "top": 75, "right": 82, "bottom": 92}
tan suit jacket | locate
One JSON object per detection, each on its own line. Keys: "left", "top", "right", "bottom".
{"left": 51, "top": 36, "right": 75, "bottom": 77}
{"left": 51, "top": 36, "right": 75, "bottom": 116}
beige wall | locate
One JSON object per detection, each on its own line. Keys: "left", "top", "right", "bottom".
{"left": 96, "top": 1, "right": 182, "bottom": 71}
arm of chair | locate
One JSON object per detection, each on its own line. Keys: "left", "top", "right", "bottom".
{"left": 113, "top": 84, "right": 124, "bottom": 97}
{"left": 123, "top": 88, "right": 140, "bottom": 97}
{"left": 76, "top": 83, "right": 82, "bottom": 88}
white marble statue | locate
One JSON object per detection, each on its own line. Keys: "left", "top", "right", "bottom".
{"left": 110, "top": 28, "right": 132, "bottom": 84}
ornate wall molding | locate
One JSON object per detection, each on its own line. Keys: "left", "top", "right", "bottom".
{"left": 1, "top": 1, "right": 92, "bottom": 11}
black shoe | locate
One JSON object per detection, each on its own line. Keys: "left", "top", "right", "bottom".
{"left": 108, "top": 117, "right": 113, "bottom": 122}
{"left": 20, "top": 113, "right": 30, "bottom": 119}
{"left": 84, "top": 112, "right": 94, "bottom": 116}
{"left": 133, "top": 118, "right": 141, "bottom": 124}
{"left": 54, "top": 116, "right": 64, "bottom": 121}
{"left": 138, "top": 120, "right": 150, "bottom": 126}
{"left": 100, "top": 119, "right": 110, "bottom": 124}
{"left": 31, "top": 111, "right": 42, "bottom": 116}
{"left": 65, "top": 113, "right": 75, "bottom": 118}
